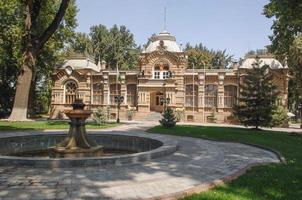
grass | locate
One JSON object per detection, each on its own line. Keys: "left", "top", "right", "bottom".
{"left": 148, "top": 125, "right": 302, "bottom": 200}
{"left": 0, "top": 120, "right": 118, "bottom": 130}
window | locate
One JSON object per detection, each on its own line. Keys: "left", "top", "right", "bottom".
{"left": 224, "top": 85, "right": 237, "bottom": 108}
{"left": 153, "top": 61, "right": 170, "bottom": 79}
{"left": 205, "top": 84, "right": 218, "bottom": 107}
{"left": 110, "top": 84, "right": 121, "bottom": 105}
{"left": 127, "top": 84, "right": 137, "bottom": 106}
{"left": 163, "top": 71, "right": 171, "bottom": 79}
{"left": 185, "top": 85, "right": 198, "bottom": 107}
{"left": 154, "top": 71, "right": 160, "bottom": 79}
{"left": 65, "top": 81, "right": 78, "bottom": 104}
{"left": 93, "top": 83, "right": 103, "bottom": 104}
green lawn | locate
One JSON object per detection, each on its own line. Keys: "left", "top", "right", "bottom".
{"left": 0, "top": 120, "right": 118, "bottom": 130}
{"left": 148, "top": 125, "right": 302, "bottom": 200}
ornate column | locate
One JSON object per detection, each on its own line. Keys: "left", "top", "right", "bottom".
{"left": 217, "top": 72, "right": 225, "bottom": 112}
{"left": 120, "top": 72, "right": 126, "bottom": 105}
{"left": 103, "top": 73, "right": 109, "bottom": 105}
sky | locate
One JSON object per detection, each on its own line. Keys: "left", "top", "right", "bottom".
{"left": 75, "top": 0, "right": 273, "bottom": 59}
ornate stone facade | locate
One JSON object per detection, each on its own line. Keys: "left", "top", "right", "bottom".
{"left": 50, "top": 32, "right": 289, "bottom": 123}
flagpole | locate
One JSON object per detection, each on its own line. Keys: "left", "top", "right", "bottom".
{"left": 203, "top": 62, "right": 205, "bottom": 123}
{"left": 116, "top": 62, "right": 118, "bottom": 122}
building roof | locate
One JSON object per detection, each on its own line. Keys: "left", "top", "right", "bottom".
{"left": 240, "top": 55, "right": 287, "bottom": 69}
{"left": 143, "top": 31, "right": 182, "bottom": 53}
{"left": 58, "top": 53, "right": 100, "bottom": 72}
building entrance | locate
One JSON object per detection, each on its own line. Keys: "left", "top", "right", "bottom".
{"left": 150, "top": 92, "right": 164, "bottom": 112}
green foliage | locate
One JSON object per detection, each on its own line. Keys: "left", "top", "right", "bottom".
{"left": 185, "top": 43, "right": 233, "bottom": 69}
{"left": 0, "top": 0, "right": 78, "bottom": 117}
{"left": 68, "top": 24, "right": 140, "bottom": 70}
{"left": 159, "top": 107, "right": 177, "bottom": 128}
{"left": 264, "top": 0, "right": 302, "bottom": 118}
{"left": 271, "top": 106, "right": 289, "bottom": 127}
{"left": 93, "top": 107, "right": 108, "bottom": 125}
{"left": 0, "top": 121, "right": 118, "bottom": 130}
{"left": 234, "top": 58, "right": 278, "bottom": 129}
{"left": 264, "top": 0, "right": 302, "bottom": 57}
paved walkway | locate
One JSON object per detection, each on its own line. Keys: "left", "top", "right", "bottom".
{"left": 0, "top": 122, "right": 280, "bottom": 200}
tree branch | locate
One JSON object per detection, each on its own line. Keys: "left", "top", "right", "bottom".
{"left": 36, "top": 0, "right": 70, "bottom": 50}
{"left": 31, "top": 0, "right": 43, "bottom": 26}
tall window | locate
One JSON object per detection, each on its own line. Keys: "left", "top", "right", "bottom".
{"left": 224, "top": 85, "right": 237, "bottom": 108}
{"left": 127, "top": 84, "right": 137, "bottom": 106}
{"left": 185, "top": 84, "right": 198, "bottom": 107}
{"left": 110, "top": 84, "right": 121, "bottom": 105}
{"left": 93, "top": 83, "right": 103, "bottom": 104}
{"left": 65, "top": 80, "right": 77, "bottom": 104}
{"left": 205, "top": 84, "right": 218, "bottom": 107}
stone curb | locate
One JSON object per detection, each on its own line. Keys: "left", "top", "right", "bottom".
{"left": 145, "top": 132, "right": 285, "bottom": 200}
{"left": 0, "top": 132, "right": 178, "bottom": 168}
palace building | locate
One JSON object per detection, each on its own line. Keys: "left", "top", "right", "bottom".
{"left": 50, "top": 31, "right": 289, "bottom": 122}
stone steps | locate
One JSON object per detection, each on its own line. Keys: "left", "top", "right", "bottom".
{"left": 140, "top": 112, "right": 162, "bottom": 121}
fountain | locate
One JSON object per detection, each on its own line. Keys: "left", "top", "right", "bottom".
{"left": 0, "top": 99, "right": 178, "bottom": 168}
{"left": 49, "top": 99, "right": 103, "bottom": 157}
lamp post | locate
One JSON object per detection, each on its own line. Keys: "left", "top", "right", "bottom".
{"left": 160, "top": 97, "right": 170, "bottom": 111}
{"left": 114, "top": 95, "right": 124, "bottom": 123}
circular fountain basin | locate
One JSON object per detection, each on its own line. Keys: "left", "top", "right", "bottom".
{"left": 0, "top": 132, "right": 178, "bottom": 168}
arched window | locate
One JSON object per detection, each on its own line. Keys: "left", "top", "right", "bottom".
{"left": 205, "top": 84, "right": 218, "bottom": 107}
{"left": 93, "top": 83, "right": 103, "bottom": 104}
{"left": 153, "top": 61, "right": 171, "bottom": 79}
{"left": 127, "top": 84, "right": 137, "bottom": 106}
{"left": 224, "top": 85, "right": 237, "bottom": 108}
{"left": 65, "top": 80, "right": 78, "bottom": 104}
{"left": 110, "top": 84, "right": 121, "bottom": 105}
{"left": 185, "top": 85, "right": 198, "bottom": 107}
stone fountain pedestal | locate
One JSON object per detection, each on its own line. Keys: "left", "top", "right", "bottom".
{"left": 50, "top": 99, "right": 103, "bottom": 157}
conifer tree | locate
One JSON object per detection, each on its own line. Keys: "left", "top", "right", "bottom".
{"left": 234, "top": 57, "right": 278, "bottom": 129}
{"left": 159, "top": 107, "right": 177, "bottom": 128}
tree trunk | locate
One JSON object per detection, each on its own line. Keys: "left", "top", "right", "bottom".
{"left": 8, "top": 51, "right": 35, "bottom": 121}
{"left": 27, "top": 71, "right": 37, "bottom": 118}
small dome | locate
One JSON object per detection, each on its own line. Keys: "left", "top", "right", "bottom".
{"left": 144, "top": 31, "right": 182, "bottom": 53}
{"left": 240, "top": 56, "right": 286, "bottom": 69}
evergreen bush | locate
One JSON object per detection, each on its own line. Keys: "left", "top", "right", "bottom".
{"left": 93, "top": 107, "right": 108, "bottom": 125}
{"left": 159, "top": 107, "right": 177, "bottom": 128}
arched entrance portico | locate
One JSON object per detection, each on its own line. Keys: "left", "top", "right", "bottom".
{"left": 150, "top": 91, "right": 164, "bottom": 112}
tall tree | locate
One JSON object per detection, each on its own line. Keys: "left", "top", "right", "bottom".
{"left": 6, "top": 0, "right": 73, "bottom": 121}
{"left": 184, "top": 43, "right": 233, "bottom": 69}
{"left": 264, "top": 0, "right": 302, "bottom": 127}
{"left": 234, "top": 58, "right": 278, "bottom": 129}
{"left": 70, "top": 24, "right": 140, "bottom": 70}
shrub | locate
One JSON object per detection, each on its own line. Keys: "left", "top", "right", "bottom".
{"left": 126, "top": 106, "right": 136, "bottom": 120}
{"left": 271, "top": 106, "right": 289, "bottom": 127}
{"left": 93, "top": 107, "right": 108, "bottom": 125}
{"left": 175, "top": 107, "right": 185, "bottom": 122}
{"left": 159, "top": 107, "right": 177, "bottom": 128}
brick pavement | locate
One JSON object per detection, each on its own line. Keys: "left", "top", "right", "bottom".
{"left": 0, "top": 122, "right": 280, "bottom": 200}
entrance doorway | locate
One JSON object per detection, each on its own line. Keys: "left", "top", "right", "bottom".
{"left": 150, "top": 92, "right": 164, "bottom": 112}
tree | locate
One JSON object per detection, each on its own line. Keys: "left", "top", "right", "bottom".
{"left": 68, "top": 32, "right": 92, "bottom": 55}
{"left": 69, "top": 24, "right": 140, "bottom": 70}
{"left": 6, "top": 0, "right": 73, "bottom": 121}
{"left": 159, "top": 107, "right": 177, "bottom": 128}
{"left": 264, "top": 0, "right": 302, "bottom": 127}
{"left": 184, "top": 43, "right": 233, "bottom": 69}
{"left": 234, "top": 58, "right": 278, "bottom": 129}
